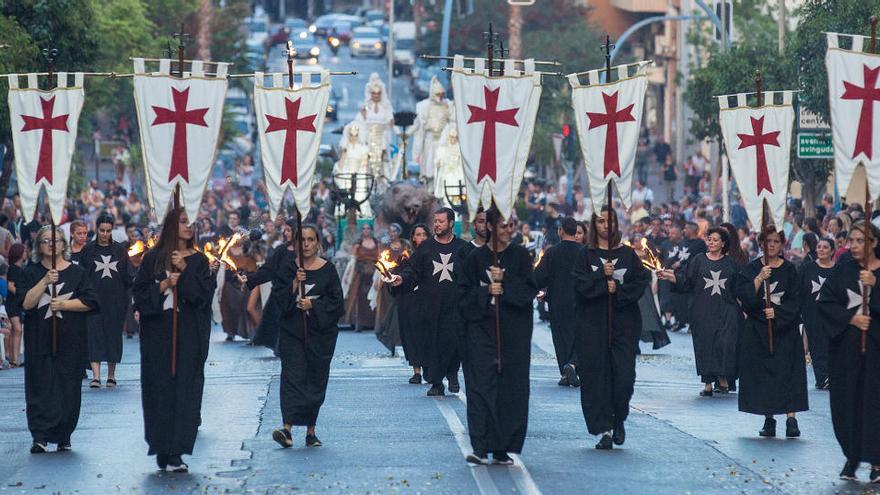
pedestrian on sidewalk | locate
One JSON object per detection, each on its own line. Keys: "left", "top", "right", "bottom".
{"left": 133, "top": 208, "right": 215, "bottom": 473}
{"left": 572, "top": 207, "right": 650, "bottom": 450}
{"left": 661, "top": 155, "right": 678, "bottom": 201}
{"left": 458, "top": 207, "right": 537, "bottom": 465}
{"left": 271, "top": 225, "right": 344, "bottom": 449}
{"left": 21, "top": 226, "right": 98, "bottom": 454}
{"left": 734, "top": 225, "right": 807, "bottom": 439}
{"left": 818, "top": 221, "right": 880, "bottom": 482}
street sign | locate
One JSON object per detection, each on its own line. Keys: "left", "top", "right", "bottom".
{"left": 798, "top": 107, "right": 830, "bottom": 131}
{"left": 797, "top": 133, "right": 833, "bottom": 159}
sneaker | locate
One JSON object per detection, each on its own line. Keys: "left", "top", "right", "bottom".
{"left": 165, "top": 455, "right": 188, "bottom": 473}
{"left": 595, "top": 433, "right": 613, "bottom": 450}
{"left": 839, "top": 460, "right": 858, "bottom": 481}
{"left": 492, "top": 452, "right": 514, "bottom": 465}
{"left": 272, "top": 428, "right": 293, "bottom": 448}
{"left": 408, "top": 373, "right": 422, "bottom": 384}
{"left": 57, "top": 443, "right": 71, "bottom": 452}
{"left": 466, "top": 452, "right": 488, "bottom": 465}
{"left": 785, "top": 417, "right": 801, "bottom": 438}
{"left": 557, "top": 375, "right": 569, "bottom": 387}
{"left": 612, "top": 421, "right": 626, "bottom": 446}
{"left": 563, "top": 364, "right": 580, "bottom": 388}
{"left": 759, "top": 417, "right": 776, "bottom": 438}
{"left": 30, "top": 441, "right": 48, "bottom": 454}
{"left": 448, "top": 375, "right": 460, "bottom": 394}
{"left": 305, "top": 434, "right": 322, "bottom": 447}
{"left": 427, "top": 383, "right": 445, "bottom": 397}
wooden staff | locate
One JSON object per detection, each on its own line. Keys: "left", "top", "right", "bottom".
{"left": 169, "top": 26, "right": 189, "bottom": 377}
{"left": 285, "top": 41, "right": 310, "bottom": 345}
{"left": 603, "top": 35, "right": 616, "bottom": 348}
{"left": 755, "top": 70, "right": 774, "bottom": 355}
{"left": 42, "top": 47, "right": 60, "bottom": 356}
{"left": 484, "top": 23, "right": 502, "bottom": 373}
{"left": 862, "top": 16, "right": 877, "bottom": 355}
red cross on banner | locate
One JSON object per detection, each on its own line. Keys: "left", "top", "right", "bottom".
{"left": 265, "top": 97, "right": 317, "bottom": 186}
{"left": 841, "top": 64, "right": 880, "bottom": 160}
{"left": 586, "top": 91, "right": 635, "bottom": 178}
{"left": 466, "top": 86, "right": 519, "bottom": 181}
{"left": 737, "top": 116, "right": 780, "bottom": 195}
{"left": 151, "top": 87, "right": 209, "bottom": 182}
{"left": 20, "top": 96, "right": 69, "bottom": 184}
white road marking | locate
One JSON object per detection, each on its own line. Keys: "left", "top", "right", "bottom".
{"left": 434, "top": 399, "right": 501, "bottom": 495}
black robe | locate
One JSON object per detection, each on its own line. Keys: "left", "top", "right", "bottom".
{"left": 393, "top": 254, "right": 424, "bottom": 367}
{"left": 533, "top": 239, "right": 581, "bottom": 372}
{"left": 658, "top": 238, "right": 686, "bottom": 322}
{"left": 247, "top": 247, "right": 295, "bottom": 349}
{"left": 818, "top": 259, "right": 880, "bottom": 464}
{"left": 81, "top": 241, "right": 132, "bottom": 363}
{"left": 133, "top": 250, "right": 214, "bottom": 456}
{"left": 21, "top": 262, "right": 98, "bottom": 444}
{"left": 458, "top": 243, "right": 536, "bottom": 454}
{"left": 798, "top": 260, "right": 835, "bottom": 386}
{"left": 276, "top": 261, "right": 344, "bottom": 426}
{"left": 6, "top": 263, "right": 24, "bottom": 318}
{"left": 734, "top": 259, "right": 808, "bottom": 416}
{"left": 394, "top": 236, "right": 469, "bottom": 385}
{"left": 673, "top": 253, "right": 740, "bottom": 381}
{"left": 573, "top": 245, "right": 650, "bottom": 434}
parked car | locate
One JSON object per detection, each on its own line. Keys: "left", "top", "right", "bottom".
{"left": 290, "top": 31, "right": 321, "bottom": 61}
{"left": 392, "top": 22, "right": 417, "bottom": 75}
{"left": 350, "top": 26, "right": 384, "bottom": 57}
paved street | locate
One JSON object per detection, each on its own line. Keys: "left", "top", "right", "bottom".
{"left": 0, "top": 316, "right": 874, "bottom": 495}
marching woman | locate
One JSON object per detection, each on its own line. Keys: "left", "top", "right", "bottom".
{"left": 659, "top": 226, "right": 740, "bottom": 396}
{"left": 799, "top": 236, "right": 836, "bottom": 390}
{"left": 734, "top": 225, "right": 807, "bottom": 438}
{"left": 272, "top": 225, "right": 344, "bottom": 449}
{"left": 21, "top": 226, "right": 98, "bottom": 453}
{"left": 818, "top": 221, "right": 880, "bottom": 482}
{"left": 395, "top": 223, "right": 429, "bottom": 384}
{"left": 133, "top": 208, "right": 215, "bottom": 472}
{"left": 373, "top": 223, "right": 411, "bottom": 354}
{"left": 458, "top": 208, "right": 537, "bottom": 465}
{"left": 572, "top": 207, "right": 650, "bottom": 450}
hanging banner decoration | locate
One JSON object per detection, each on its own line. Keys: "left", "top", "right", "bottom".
{"left": 568, "top": 61, "right": 650, "bottom": 213}
{"left": 450, "top": 55, "right": 542, "bottom": 219}
{"left": 7, "top": 72, "right": 85, "bottom": 223}
{"left": 133, "top": 58, "right": 229, "bottom": 223}
{"left": 718, "top": 91, "right": 795, "bottom": 229}
{"left": 825, "top": 32, "right": 880, "bottom": 201}
{"left": 253, "top": 70, "right": 331, "bottom": 219}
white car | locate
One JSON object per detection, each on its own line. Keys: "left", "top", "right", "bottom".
{"left": 350, "top": 27, "right": 384, "bottom": 57}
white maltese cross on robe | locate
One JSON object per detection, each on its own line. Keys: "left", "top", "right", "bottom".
{"left": 432, "top": 252, "right": 454, "bottom": 282}
{"left": 38, "top": 282, "right": 73, "bottom": 319}
{"left": 94, "top": 254, "right": 119, "bottom": 279}
{"left": 592, "top": 258, "right": 627, "bottom": 284}
{"left": 703, "top": 270, "right": 727, "bottom": 296}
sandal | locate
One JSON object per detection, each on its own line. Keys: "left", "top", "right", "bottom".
{"left": 106, "top": 378, "right": 117, "bottom": 388}
{"left": 89, "top": 379, "right": 101, "bottom": 389}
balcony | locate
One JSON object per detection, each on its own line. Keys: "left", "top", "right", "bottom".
{"left": 611, "top": 0, "right": 667, "bottom": 14}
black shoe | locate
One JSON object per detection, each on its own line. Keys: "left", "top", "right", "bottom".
{"left": 156, "top": 454, "right": 169, "bottom": 470}
{"left": 699, "top": 389, "right": 713, "bottom": 397}
{"left": 612, "top": 422, "right": 626, "bottom": 446}
{"left": 165, "top": 455, "right": 188, "bottom": 473}
{"left": 839, "top": 460, "right": 859, "bottom": 481}
{"left": 225, "top": 335, "right": 234, "bottom": 341}
{"left": 595, "top": 433, "right": 613, "bottom": 450}
{"left": 870, "top": 467, "right": 880, "bottom": 483}
{"left": 466, "top": 452, "right": 488, "bottom": 465}
{"left": 305, "top": 434, "right": 322, "bottom": 447}
{"left": 408, "top": 373, "right": 422, "bottom": 384}
{"left": 30, "top": 442, "right": 48, "bottom": 454}
{"left": 563, "top": 364, "right": 580, "bottom": 388}
{"left": 448, "top": 375, "right": 460, "bottom": 394}
{"left": 57, "top": 443, "right": 71, "bottom": 452}
{"left": 427, "top": 384, "right": 445, "bottom": 397}
{"left": 818, "top": 377, "right": 830, "bottom": 390}
{"left": 272, "top": 428, "right": 293, "bottom": 448}
{"left": 492, "top": 452, "right": 514, "bottom": 465}
{"left": 759, "top": 417, "right": 776, "bottom": 437}
{"left": 557, "top": 375, "right": 570, "bottom": 386}
{"left": 785, "top": 417, "right": 801, "bottom": 438}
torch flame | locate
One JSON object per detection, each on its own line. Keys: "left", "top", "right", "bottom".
{"left": 533, "top": 248, "right": 545, "bottom": 268}
{"left": 127, "top": 240, "right": 145, "bottom": 257}
{"left": 637, "top": 238, "right": 664, "bottom": 272}
{"left": 374, "top": 249, "right": 399, "bottom": 279}
{"left": 203, "top": 234, "right": 243, "bottom": 272}
{"left": 146, "top": 236, "right": 157, "bottom": 249}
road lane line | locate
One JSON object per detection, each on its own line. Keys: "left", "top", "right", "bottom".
{"left": 434, "top": 399, "right": 501, "bottom": 495}
{"left": 455, "top": 394, "right": 543, "bottom": 495}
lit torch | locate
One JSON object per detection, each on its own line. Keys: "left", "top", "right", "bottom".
{"left": 533, "top": 248, "right": 545, "bottom": 268}
{"left": 638, "top": 238, "right": 664, "bottom": 272}
{"left": 374, "top": 249, "right": 399, "bottom": 280}
{"left": 127, "top": 240, "right": 146, "bottom": 258}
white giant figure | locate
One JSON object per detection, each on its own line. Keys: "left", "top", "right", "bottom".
{"left": 334, "top": 122, "right": 372, "bottom": 217}
{"left": 355, "top": 73, "right": 395, "bottom": 188}
{"left": 433, "top": 125, "right": 465, "bottom": 207}
{"left": 412, "top": 76, "right": 454, "bottom": 191}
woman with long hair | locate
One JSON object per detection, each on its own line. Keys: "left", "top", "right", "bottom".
{"left": 734, "top": 225, "right": 807, "bottom": 438}
{"left": 396, "top": 223, "right": 429, "bottom": 383}
{"left": 4, "top": 243, "right": 26, "bottom": 367}
{"left": 271, "top": 225, "right": 344, "bottom": 448}
{"left": 21, "top": 226, "right": 98, "bottom": 453}
{"left": 133, "top": 208, "right": 214, "bottom": 472}
{"left": 659, "top": 226, "right": 741, "bottom": 395}
{"left": 799, "top": 236, "right": 835, "bottom": 390}
{"left": 373, "top": 223, "right": 411, "bottom": 354}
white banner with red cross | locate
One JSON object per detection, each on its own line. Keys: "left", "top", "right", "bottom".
{"left": 7, "top": 72, "right": 85, "bottom": 223}
{"left": 450, "top": 55, "right": 542, "bottom": 220}
{"left": 254, "top": 70, "right": 331, "bottom": 219}
{"left": 568, "top": 61, "right": 650, "bottom": 214}
{"left": 133, "top": 58, "right": 229, "bottom": 223}
{"left": 826, "top": 33, "right": 880, "bottom": 201}
{"left": 718, "top": 91, "right": 795, "bottom": 230}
